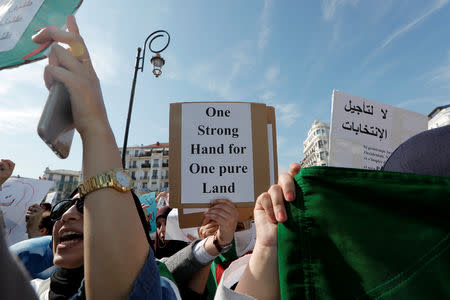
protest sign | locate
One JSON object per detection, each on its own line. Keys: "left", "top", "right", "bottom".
{"left": 329, "top": 90, "right": 428, "bottom": 170}
{"left": 0, "top": 0, "right": 83, "bottom": 70}
{"left": 138, "top": 192, "right": 157, "bottom": 233}
{"left": 44, "top": 191, "right": 57, "bottom": 206}
{"left": 0, "top": 177, "right": 54, "bottom": 246}
{"left": 170, "top": 102, "right": 276, "bottom": 209}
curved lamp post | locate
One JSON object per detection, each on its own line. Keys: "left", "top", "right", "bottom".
{"left": 122, "top": 30, "right": 170, "bottom": 168}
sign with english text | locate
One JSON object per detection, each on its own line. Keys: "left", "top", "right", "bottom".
{"left": 170, "top": 102, "right": 275, "bottom": 208}
{"left": 329, "top": 90, "right": 428, "bottom": 170}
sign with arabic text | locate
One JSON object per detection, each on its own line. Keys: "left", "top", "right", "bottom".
{"left": 329, "top": 90, "right": 427, "bottom": 170}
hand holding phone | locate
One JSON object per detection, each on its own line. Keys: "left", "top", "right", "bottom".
{"left": 37, "top": 81, "right": 75, "bottom": 159}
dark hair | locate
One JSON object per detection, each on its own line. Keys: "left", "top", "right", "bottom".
{"left": 38, "top": 212, "right": 54, "bottom": 235}
{"left": 40, "top": 203, "right": 52, "bottom": 211}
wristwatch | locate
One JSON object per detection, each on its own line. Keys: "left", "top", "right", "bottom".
{"left": 213, "top": 233, "right": 233, "bottom": 254}
{"left": 78, "top": 168, "right": 132, "bottom": 198}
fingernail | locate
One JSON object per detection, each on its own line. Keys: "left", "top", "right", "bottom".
{"left": 286, "top": 192, "right": 294, "bottom": 201}
{"left": 278, "top": 211, "right": 286, "bottom": 221}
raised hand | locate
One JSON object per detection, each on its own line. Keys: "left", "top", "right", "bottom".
{"left": 32, "top": 15, "right": 108, "bottom": 140}
{"left": 0, "top": 159, "right": 15, "bottom": 186}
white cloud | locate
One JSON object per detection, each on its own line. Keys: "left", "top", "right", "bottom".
{"left": 258, "top": 0, "right": 273, "bottom": 50}
{"left": 361, "top": 0, "right": 449, "bottom": 68}
{"left": 0, "top": 106, "right": 41, "bottom": 133}
{"left": 274, "top": 103, "right": 301, "bottom": 127}
{"left": 321, "top": 0, "right": 358, "bottom": 21}
{"left": 0, "top": 61, "right": 45, "bottom": 96}
{"left": 265, "top": 64, "right": 280, "bottom": 83}
{"left": 380, "top": 0, "right": 449, "bottom": 50}
{"left": 260, "top": 91, "right": 275, "bottom": 101}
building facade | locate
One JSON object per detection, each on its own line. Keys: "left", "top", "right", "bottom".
{"left": 428, "top": 105, "right": 450, "bottom": 129}
{"left": 302, "top": 120, "right": 330, "bottom": 167}
{"left": 43, "top": 168, "right": 82, "bottom": 201}
{"left": 119, "top": 142, "right": 169, "bottom": 194}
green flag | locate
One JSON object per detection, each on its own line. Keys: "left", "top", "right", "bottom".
{"left": 278, "top": 166, "right": 450, "bottom": 300}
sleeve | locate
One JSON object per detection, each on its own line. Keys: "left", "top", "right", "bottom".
{"left": 0, "top": 226, "right": 39, "bottom": 300}
{"left": 161, "top": 239, "right": 211, "bottom": 285}
{"left": 214, "top": 254, "right": 255, "bottom": 300}
{"left": 128, "top": 250, "right": 181, "bottom": 300}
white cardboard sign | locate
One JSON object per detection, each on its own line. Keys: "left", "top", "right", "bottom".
{"left": 329, "top": 90, "right": 428, "bottom": 170}
{"left": 181, "top": 103, "right": 254, "bottom": 204}
{"left": 0, "top": 177, "right": 54, "bottom": 246}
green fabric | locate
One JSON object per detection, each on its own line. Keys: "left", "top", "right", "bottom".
{"left": 0, "top": 0, "right": 82, "bottom": 70}
{"left": 205, "top": 239, "right": 238, "bottom": 300}
{"left": 156, "top": 260, "right": 179, "bottom": 291}
{"left": 278, "top": 166, "right": 450, "bottom": 300}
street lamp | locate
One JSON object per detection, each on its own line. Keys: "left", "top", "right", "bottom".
{"left": 122, "top": 30, "right": 170, "bottom": 168}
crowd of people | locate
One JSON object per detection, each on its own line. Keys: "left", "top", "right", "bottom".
{"left": 1, "top": 14, "right": 449, "bottom": 300}
{"left": 0, "top": 15, "right": 300, "bottom": 300}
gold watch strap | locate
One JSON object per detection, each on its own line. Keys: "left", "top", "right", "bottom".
{"left": 78, "top": 171, "right": 113, "bottom": 198}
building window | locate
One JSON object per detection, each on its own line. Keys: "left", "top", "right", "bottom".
{"left": 134, "top": 150, "right": 139, "bottom": 156}
{"left": 61, "top": 175, "right": 65, "bottom": 182}
{"left": 153, "top": 159, "right": 159, "bottom": 167}
{"left": 164, "top": 182, "right": 169, "bottom": 188}
{"left": 142, "top": 182, "right": 147, "bottom": 189}
{"left": 152, "top": 170, "right": 158, "bottom": 179}
{"left": 320, "top": 151, "right": 328, "bottom": 161}
{"left": 48, "top": 174, "right": 53, "bottom": 181}
{"left": 152, "top": 181, "right": 157, "bottom": 186}
{"left": 131, "top": 172, "right": 136, "bottom": 180}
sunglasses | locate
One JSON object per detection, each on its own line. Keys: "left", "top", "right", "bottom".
{"left": 50, "top": 197, "right": 84, "bottom": 222}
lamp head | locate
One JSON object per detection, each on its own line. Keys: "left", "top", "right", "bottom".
{"left": 150, "top": 53, "right": 165, "bottom": 77}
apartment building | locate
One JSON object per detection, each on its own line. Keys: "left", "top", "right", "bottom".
{"left": 302, "top": 120, "right": 330, "bottom": 167}
{"left": 42, "top": 168, "right": 82, "bottom": 201}
{"left": 428, "top": 105, "right": 450, "bottom": 129}
{"left": 119, "top": 142, "right": 169, "bottom": 194}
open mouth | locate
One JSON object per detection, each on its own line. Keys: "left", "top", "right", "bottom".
{"left": 59, "top": 231, "right": 83, "bottom": 245}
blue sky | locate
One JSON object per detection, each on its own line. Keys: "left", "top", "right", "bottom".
{"left": 1, "top": 0, "right": 450, "bottom": 178}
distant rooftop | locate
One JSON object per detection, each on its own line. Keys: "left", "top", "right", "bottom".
{"left": 428, "top": 104, "right": 450, "bottom": 119}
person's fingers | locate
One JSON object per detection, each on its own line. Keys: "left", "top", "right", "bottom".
{"left": 210, "top": 198, "right": 236, "bottom": 208}
{"left": 66, "top": 15, "right": 79, "bottom": 34}
{"left": 278, "top": 173, "right": 296, "bottom": 202}
{"left": 206, "top": 203, "right": 237, "bottom": 217}
{"left": 288, "top": 163, "right": 301, "bottom": 177}
{"left": 204, "top": 212, "right": 229, "bottom": 226}
{"left": 205, "top": 207, "right": 235, "bottom": 222}
{"left": 268, "top": 185, "right": 287, "bottom": 222}
{"left": 48, "top": 44, "right": 85, "bottom": 75}
{"left": 255, "top": 192, "right": 277, "bottom": 224}
{"left": 43, "top": 64, "right": 82, "bottom": 92}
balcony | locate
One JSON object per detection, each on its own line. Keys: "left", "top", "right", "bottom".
{"left": 163, "top": 150, "right": 169, "bottom": 156}
{"left": 139, "top": 176, "right": 149, "bottom": 181}
{"left": 162, "top": 162, "right": 168, "bottom": 168}
{"left": 139, "top": 152, "right": 152, "bottom": 158}
{"left": 141, "top": 163, "right": 151, "bottom": 169}
{"left": 151, "top": 175, "right": 158, "bottom": 179}
{"left": 152, "top": 164, "right": 160, "bottom": 168}
{"left": 161, "top": 175, "right": 169, "bottom": 179}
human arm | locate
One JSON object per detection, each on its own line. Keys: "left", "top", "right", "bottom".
{"left": 32, "top": 16, "right": 149, "bottom": 299}
{"left": 234, "top": 163, "right": 301, "bottom": 300}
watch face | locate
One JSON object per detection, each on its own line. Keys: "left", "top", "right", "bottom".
{"left": 116, "top": 171, "right": 131, "bottom": 188}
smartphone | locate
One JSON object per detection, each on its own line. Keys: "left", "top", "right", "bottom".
{"left": 37, "top": 82, "right": 75, "bottom": 159}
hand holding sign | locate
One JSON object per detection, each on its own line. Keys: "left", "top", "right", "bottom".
{"left": 204, "top": 199, "right": 239, "bottom": 246}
